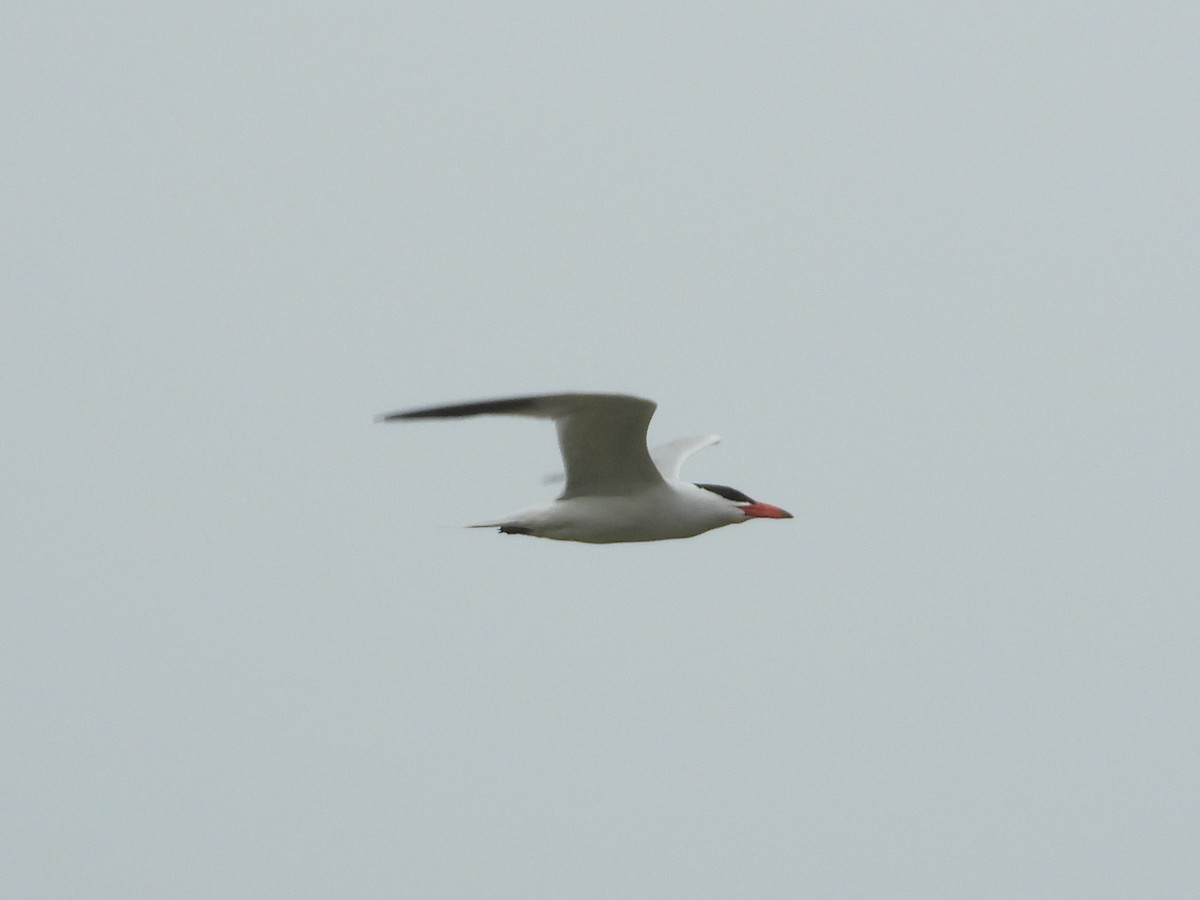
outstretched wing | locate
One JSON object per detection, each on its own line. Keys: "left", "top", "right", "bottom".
{"left": 379, "top": 393, "right": 664, "bottom": 498}
{"left": 650, "top": 434, "right": 722, "bottom": 480}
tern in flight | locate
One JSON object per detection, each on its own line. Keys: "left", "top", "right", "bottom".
{"left": 378, "top": 392, "right": 793, "bottom": 544}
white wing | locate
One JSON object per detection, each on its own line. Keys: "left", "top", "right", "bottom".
{"left": 380, "top": 393, "right": 664, "bottom": 498}
{"left": 651, "top": 434, "right": 721, "bottom": 480}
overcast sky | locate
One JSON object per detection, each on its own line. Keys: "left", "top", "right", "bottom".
{"left": 4, "top": 2, "right": 1198, "bottom": 897}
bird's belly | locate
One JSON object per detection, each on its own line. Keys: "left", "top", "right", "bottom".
{"left": 533, "top": 494, "right": 724, "bottom": 544}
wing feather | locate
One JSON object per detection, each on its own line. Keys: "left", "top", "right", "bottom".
{"left": 380, "top": 393, "right": 664, "bottom": 497}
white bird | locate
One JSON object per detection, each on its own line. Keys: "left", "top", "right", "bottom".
{"left": 378, "top": 392, "right": 793, "bottom": 544}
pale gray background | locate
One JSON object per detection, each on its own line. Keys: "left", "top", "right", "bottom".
{"left": 4, "top": 2, "right": 1198, "bottom": 897}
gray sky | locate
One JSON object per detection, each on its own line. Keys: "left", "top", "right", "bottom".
{"left": 4, "top": 2, "right": 1198, "bottom": 897}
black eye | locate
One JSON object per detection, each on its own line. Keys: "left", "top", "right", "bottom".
{"left": 694, "top": 483, "right": 755, "bottom": 504}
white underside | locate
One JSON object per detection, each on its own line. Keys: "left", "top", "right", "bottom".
{"left": 475, "top": 481, "right": 747, "bottom": 544}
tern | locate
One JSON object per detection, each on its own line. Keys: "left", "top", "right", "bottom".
{"left": 378, "top": 393, "right": 793, "bottom": 544}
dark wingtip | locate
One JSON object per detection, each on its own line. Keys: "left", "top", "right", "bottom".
{"left": 376, "top": 397, "right": 542, "bottom": 422}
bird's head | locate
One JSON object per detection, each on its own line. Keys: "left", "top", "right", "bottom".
{"left": 693, "top": 483, "right": 793, "bottom": 522}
